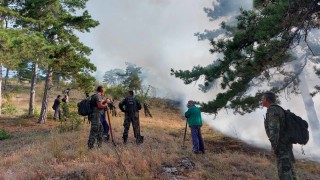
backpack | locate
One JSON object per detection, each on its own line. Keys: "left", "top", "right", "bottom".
{"left": 272, "top": 105, "right": 309, "bottom": 145}
{"left": 77, "top": 95, "right": 94, "bottom": 116}
{"left": 125, "top": 97, "right": 137, "bottom": 115}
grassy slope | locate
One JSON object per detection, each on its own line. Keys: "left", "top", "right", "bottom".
{"left": 0, "top": 88, "right": 320, "bottom": 179}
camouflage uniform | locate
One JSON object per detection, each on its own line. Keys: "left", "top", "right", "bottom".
{"left": 143, "top": 103, "right": 152, "bottom": 118}
{"left": 265, "top": 104, "right": 296, "bottom": 180}
{"left": 119, "top": 97, "right": 142, "bottom": 143}
{"left": 88, "top": 94, "right": 104, "bottom": 149}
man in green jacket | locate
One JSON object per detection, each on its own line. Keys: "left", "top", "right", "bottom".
{"left": 185, "top": 100, "right": 205, "bottom": 154}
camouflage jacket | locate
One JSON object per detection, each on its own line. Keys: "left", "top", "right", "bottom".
{"left": 264, "top": 104, "right": 286, "bottom": 150}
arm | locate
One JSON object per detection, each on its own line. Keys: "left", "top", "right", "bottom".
{"left": 119, "top": 99, "right": 126, "bottom": 112}
{"left": 136, "top": 99, "right": 142, "bottom": 111}
{"left": 185, "top": 108, "right": 191, "bottom": 118}
{"left": 265, "top": 108, "right": 281, "bottom": 151}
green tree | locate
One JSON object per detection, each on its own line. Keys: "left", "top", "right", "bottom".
{"left": 172, "top": 0, "right": 320, "bottom": 113}
{"left": 103, "top": 68, "right": 125, "bottom": 86}
{"left": 0, "top": 0, "right": 26, "bottom": 115}
{"left": 171, "top": 0, "right": 320, "bottom": 142}
{"left": 122, "top": 62, "right": 142, "bottom": 93}
{"left": 18, "top": 0, "right": 98, "bottom": 123}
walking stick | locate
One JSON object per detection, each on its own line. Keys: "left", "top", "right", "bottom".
{"left": 182, "top": 120, "right": 188, "bottom": 148}
{"left": 106, "top": 107, "right": 116, "bottom": 146}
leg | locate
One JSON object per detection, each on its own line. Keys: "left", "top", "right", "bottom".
{"left": 147, "top": 109, "right": 152, "bottom": 118}
{"left": 132, "top": 116, "right": 140, "bottom": 139}
{"left": 122, "top": 116, "right": 131, "bottom": 143}
{"left": 58, "top": 108, "right": 61, "bottom": 120}
{"left": 96, "top": 121, "right": 103, "bottom": 147}
{"left": 88, "top": 113, "right": 99, "bottom": 149}
{"left": 198, "top": 127, "right": 205, "bottom": 153}
{"left": 54, "top": 109, "right": 58, "bottom": 120}
{"left": 190, "top": 126, "right": 200, "bottom": 153}
{"left": 276, "top": 144, "right": 296, "bottom": 180}
{"left": 100, "top": 111, "right": 110, "bottom": 140}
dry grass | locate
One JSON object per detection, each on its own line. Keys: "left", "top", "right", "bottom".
{"left": 0, "top": 87, "right": 320, "bottom": 179}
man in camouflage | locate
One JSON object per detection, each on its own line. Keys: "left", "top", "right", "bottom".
{"left": 143, "top": 102, "right": 152, "bottom": 118}
{"left": 119, "top": 90, "right": 142, "bottom": 144}
{"left": 262, "top": 91, "right": 296, "bottom": 180}
{"left": 88, "top": 86, "right": 108, "bottom": 149}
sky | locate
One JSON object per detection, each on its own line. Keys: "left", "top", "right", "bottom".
{"left": 78, "top": 0, "right": 320, "bottom": 161}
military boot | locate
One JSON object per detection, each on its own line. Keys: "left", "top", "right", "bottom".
{"left": 123, "top": 138, "right": 127, "bottom": 144}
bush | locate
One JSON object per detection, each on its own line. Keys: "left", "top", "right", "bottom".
{"left": 1, "top": 103, "right": 18, "bottom": 115}
{"left": 58, "top": 112, "right": 83, "bottom": 133}
{"left": 0, "top": 129, "right": 12, "bottom": 140}
{"left": 106, "top": 85, "right": 127, "bottom": 100}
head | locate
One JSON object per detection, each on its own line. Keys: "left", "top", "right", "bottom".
{"left": 261, "top": 91, "right": 276, "bottom": 108}
{"left": 96, "top": 86, "right": 104, "bottom": 94}
{"left": 187, "top": 100, "right": 195, "bottom": 108}
{"left": 128, "top": 90, "right": 134, "bottom": 97}
{"left": 57, "top": 95, "right": 61, "bottom": 99}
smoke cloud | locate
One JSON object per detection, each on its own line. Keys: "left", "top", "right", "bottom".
{"left": 78, "top": 0, "right": 320, "bottom": 162}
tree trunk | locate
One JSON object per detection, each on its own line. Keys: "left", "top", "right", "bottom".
{"left": 0, "top": 64, "right": 2, "bottom": 115}
{"left": 299, "top": 70, "right": 320, "bottom": 145}
{"left": 4, "top": 68, "right": 9, "bottom": 90}
{"left": 29, "top": 63, "right": 38, "bottom": 117}
{"left": 38, "top": 66, "right": 53, "bottom": 124}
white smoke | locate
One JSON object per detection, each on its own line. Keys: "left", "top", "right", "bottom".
{"left": 77, "top": 0, "right": 320, "bottom": 162}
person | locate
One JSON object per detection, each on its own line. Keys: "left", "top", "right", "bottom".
{"left": 119, "top": 90, "right": 142, "bottom": 144}
{"left": 184, "top": 100, "right": 205, "bottom": 154}
{"left": 84, "top": 92, "right": 90, "bottom": 124}
{"left": 61, "top": 94, "right": 69, "bottom": 119}
{"left": 107, "top": 98, "right": 115, "bottom": 116}
{"left": 262, "top": 91, "right": 296, "bottom": 179}
{"left": 88, "top": 86, "right": 108, "bottom": 149}
{"left": 143, "top": 102, "right": 152, "bottom": 118}
{"left": 52, "top": 95, "right": 62, "bottom": 121}
{"left": 100, "top": 94, "right": 110, "bottom": 142}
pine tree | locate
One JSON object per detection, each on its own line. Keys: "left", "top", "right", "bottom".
{"left": 17, "top": 0, "right": 99, "bottom": 123}
{"left": 172, "top": 0, "right": 320, "bottom": 114}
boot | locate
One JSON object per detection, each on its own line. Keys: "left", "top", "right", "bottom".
{"left": 123, "top": 138, "right": 127, "bottom": 144}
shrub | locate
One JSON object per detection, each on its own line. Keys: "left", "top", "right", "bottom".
{"left": 1, "top": 103, "right": 18, "bottom": 115}
{"left": 0, "top": 129, "right": 12, "bottom": 140}
{"left": 58, "top": 112, "right": 83, "bottom": 133}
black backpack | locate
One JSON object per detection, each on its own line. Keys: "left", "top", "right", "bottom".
{"left": 272, "top": 105, "right": 309, "bottom": 145}
{"left": 125, "top": 97, "right": 137, "bottom": 115}
{"left": 77, "top": 95, "right": 94, "bottom": 116}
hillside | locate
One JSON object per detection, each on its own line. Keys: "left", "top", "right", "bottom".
{"left": 0, "top": 87, "right": 320, "bottom": 179}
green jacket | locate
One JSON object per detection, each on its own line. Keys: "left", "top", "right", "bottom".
{"left": 185, "top": 105, "right": 202, "bottom": 126}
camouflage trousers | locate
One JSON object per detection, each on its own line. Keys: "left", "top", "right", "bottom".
{"left": 122, "top": 114, "right": 140, "bottom": 141}
{"left": 276, "top": 144, "right": 296, "bottom": 180}
{"left": 88, "top": 112, "right": 103, "bottom": 149}
{"left": 144, "top": 108, "right": 152, "bottom": 118}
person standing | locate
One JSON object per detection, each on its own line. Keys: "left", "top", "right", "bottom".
{"left": 119, "top": 90, "right": 142, "bottom": 144}
{"left": 100, "top": 94, "right": 110, "bottom": 142}
{"left": 61, "top": 94, "right": 69, "bottom": 119}
{"left": 143, "top": 102, "right": 152, "bottom": 118}
{"left": 262, "top": 91, "right": 296, "bottom": 180}
{"left": 184, "top": 100, "right": 205, "bottom": 154}
{"left": 52, "top": 95, "right": 62, "bottom": 121}
{"left": 88, "top": 86, "right": 108, "bottom": 149}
